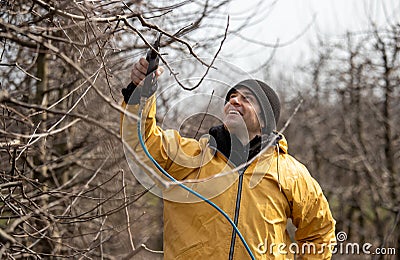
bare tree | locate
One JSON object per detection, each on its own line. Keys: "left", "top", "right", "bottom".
{"left": 0, "top": 0, "right": 262, "bottom": 258}
{"left": 283, "top": 21, "right": 399, "bottom": 259}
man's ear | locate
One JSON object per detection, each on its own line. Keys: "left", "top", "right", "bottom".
{"left": 259, "top": 115, "right": 265, "bottom": 129}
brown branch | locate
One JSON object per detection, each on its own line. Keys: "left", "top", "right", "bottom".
{"left": 32, "top": 0, "right": 139, "bottom": 22}
{"left": 0, "top": 181, "right": 23, "bottom": 190}
{"left": 0, "top": 228, "right": 16, "bottom": 245}
{"left": 0, "top": 32, "right": 37, "bottom": 49}
{"left": 179, "top": 16, "right": 230, "bottom": 91}
{"left": 123, "top": 15, "right": 229, "bottom": 92}
{"left": 6, "top": 97, "right": 122, "bottom": 139}
{"left": 0, "top": 119, "right": 80, "bottom": 139}
{"left": 135, "top": 14, "right": 211, "bottom": 67}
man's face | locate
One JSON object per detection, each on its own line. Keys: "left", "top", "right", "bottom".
{"left": 223, "top": 87, "right": 263, "bottom": 141}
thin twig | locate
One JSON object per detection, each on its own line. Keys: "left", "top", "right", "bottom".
{"left": 0, "top": 62, "right": 41, "bottom": 80}
{"left": 192, "top": 90, "right": 215, "bottom": 139}
{"left": 61, "top": 155, "right": 110, "bottom": 216}
{"left": 279, "top": 98, "right": 304, "bottom": 133}
{"left": 232, "top": 13, "right": 317, "bottom": 48}
{"left": 0, "top": 119, "right": 80, "bottom": 140}
{"left": 179, "top": 16, "right": 230, "bottom": 91}
{"left": 122, "top": 170, "right": 135, "bottom": 251}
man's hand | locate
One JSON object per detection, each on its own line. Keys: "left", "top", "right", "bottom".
{"left": 122, "top": 57, "right": 164, "bottom": 104}
{"left": 130, "top": 57, "right": 163, "bottom": 86}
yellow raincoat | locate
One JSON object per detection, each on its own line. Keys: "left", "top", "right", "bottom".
{"left": 121, "top": 96, "right": 336, "bottom": 259}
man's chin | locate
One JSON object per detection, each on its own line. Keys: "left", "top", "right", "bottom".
{"left": 223, "top": 122, "right": 248, "bottom": 135}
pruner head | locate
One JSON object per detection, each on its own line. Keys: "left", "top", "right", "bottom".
{"left": 154, "top": 32, "right": 162, "bottom": 49}
{"left": 148, "top": 32, "right": 162, "bottom": 59}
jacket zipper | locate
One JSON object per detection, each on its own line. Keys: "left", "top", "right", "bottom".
{"left": 228, "top": 167, "right": 246, "bottom": 260}
{"left": 208, "top": 146, "right": 248, "bottom": 259}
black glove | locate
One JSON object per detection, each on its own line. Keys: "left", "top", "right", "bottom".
{"left": 122, "top": 82, "right": 140, "bottom": 105}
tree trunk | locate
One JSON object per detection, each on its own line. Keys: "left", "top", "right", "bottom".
{"left": 34, "top": 50, "right": 49, "bottom": 183}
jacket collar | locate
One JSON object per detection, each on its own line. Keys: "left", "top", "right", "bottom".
{"left": 208, "top": 125, "right": 262, "bottom": 166}
{"left": 208, "top": 125, "right": 287, "bottom": 166}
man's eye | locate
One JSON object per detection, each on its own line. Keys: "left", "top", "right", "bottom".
{"left": 242, "top": 96, "right": 252, "bottom": 102}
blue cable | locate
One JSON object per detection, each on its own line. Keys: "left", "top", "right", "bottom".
{"left": 137, "top": 100, "right": 256, "bottom": 260}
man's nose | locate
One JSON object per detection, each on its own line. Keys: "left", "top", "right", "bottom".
{"left": 230, "top": 96, "right": 241, "bottom": 105}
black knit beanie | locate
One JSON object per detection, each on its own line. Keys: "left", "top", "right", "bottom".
{"left": 225, "top": 79, "right": 280, "bottom": 134}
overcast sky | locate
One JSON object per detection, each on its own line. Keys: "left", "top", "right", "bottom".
{"left": 221, "top": 0, "right": 400, "bottom": 75}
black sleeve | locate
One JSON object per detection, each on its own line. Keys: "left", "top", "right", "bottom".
{"left": 121, "top": 82, "right": 141, "bottom": 105}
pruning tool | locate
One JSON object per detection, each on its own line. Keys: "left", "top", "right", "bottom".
{"left": 141, "top": 33, "right": 161, "bottom": 98}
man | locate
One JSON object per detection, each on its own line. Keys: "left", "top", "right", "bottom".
{"left": 121, "top": 57, "right": 336, "bottom": 259}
